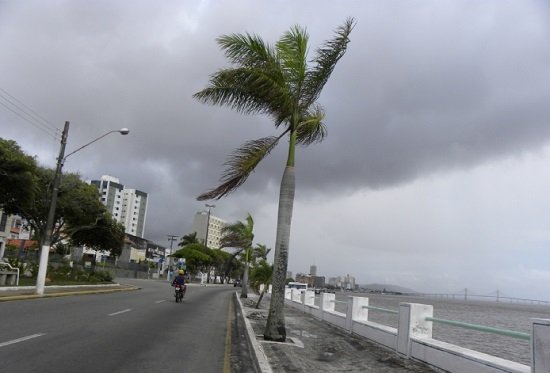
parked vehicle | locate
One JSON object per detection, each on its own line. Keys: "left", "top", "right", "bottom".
{"left": 174, "top": 284, "right": 186, "bottom": 302}
{"left": 234, "top": 280, "right": 242, "bottom": 287}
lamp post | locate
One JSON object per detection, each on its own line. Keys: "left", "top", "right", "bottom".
{"left": 35, "top": 122, "right": 129, "bottom": 295}
{"left": 203, "top": 204, "right": 215, "bottom": 248}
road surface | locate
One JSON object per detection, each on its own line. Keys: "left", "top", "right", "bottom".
{"left": 0, "top": 279, "right": 240, "bottom": 373}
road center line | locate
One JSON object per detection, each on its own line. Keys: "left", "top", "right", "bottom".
{"left": 108, "top": 308, "right": 132, "bottom": 316}
{"left": 0, "top": 333, "right": 45, "bottom": 348}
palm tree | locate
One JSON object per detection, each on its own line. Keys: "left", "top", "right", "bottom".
{"left": 179, "top": 232, "right": 198, "bottom": 247}
{"left": 194, "top": 19, "right": 355, "bottom": 341}
{"left": 220, "top": 213, "right": 254, "bottom": 298}
{"left": 249, "top": 260, "right": 273, "bottom": 309}
{"left": 252, "top": 243, "right": 271, "bottom": 265}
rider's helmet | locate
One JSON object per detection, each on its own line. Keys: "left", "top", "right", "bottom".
{"left": 178, "top": 269, "right": 184, "bottom": 275}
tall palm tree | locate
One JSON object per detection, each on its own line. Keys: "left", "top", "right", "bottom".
{"left": 194, "top": 19, "right": 355, "bottom": 341}
{"left": 220, "top": 213, "right": 254, "bottom": 298}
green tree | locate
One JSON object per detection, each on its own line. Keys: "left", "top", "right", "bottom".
{"left": 220, "top": 213, "right": 254, "bottom": 298}
{"left": 194, "top": 19, "right": 355, "bottom": 341}
{"left": 69, "top": 213, "right": 125, "bottom": 256}
{"left": 24, "top": 170, "right": 108, "bottom": 249}
{"left": 0, "top": 138, "right": 37, "bottom": 214}
{"left": 172, "top": 243, "right": 213, "bottom": 275}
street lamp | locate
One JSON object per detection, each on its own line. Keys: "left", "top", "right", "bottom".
{"left": 204, "top": 204, "right": 215, "bottom": 248}
{"left": 35, "top": 121, "right": 129, "bottom": 295}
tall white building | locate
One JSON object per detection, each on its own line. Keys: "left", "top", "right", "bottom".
{"left": 192, "top": 210, "right": 227, "bottom": 249}
{"left": 91, "top": 175, "right": 148, "bottom": 238}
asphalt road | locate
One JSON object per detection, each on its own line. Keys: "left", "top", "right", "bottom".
{"left": 0, "top": 279, "right": 237, "bottom": 373}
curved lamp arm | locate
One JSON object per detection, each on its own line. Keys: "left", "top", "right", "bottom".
{"left": 64, "top": 128, "right": 129, "bottom": 160}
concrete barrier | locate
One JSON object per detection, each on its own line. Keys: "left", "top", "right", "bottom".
{"left": 283, "top": 290, "right": 545, "bottom": 373}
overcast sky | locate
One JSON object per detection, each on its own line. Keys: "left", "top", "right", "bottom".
{"left": 1, "top": 0, "right": 550, "bottom": 300}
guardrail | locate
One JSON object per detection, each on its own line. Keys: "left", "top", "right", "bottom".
{"left": 284, "top": 288, "right": 549, "bottom": 373}
{"left": 426, "top": 316, "right": 531, "bottom": 341}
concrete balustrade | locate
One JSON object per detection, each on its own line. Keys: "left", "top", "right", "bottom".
{"left": 283, "top": 289, "right": 547, "bottom": 373}
{"left": 532, "top": 318, "right": 550, "bottom": 372}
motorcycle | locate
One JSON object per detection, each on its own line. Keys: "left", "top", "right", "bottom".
{"left": 174, "top": 284, "right": 186, "bottom": 302}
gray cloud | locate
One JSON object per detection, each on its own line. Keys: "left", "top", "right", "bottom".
{"left": 2, "top": 0, "right": 550, "bottom": 297}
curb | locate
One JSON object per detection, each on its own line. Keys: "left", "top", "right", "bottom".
{"left": 235, "top": 293, "right": 273, "bottom": 373}
{"left": 0, "top": 286, "right": 140, "bottom": 302}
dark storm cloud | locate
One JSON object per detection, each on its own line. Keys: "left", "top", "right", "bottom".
{"left": 1, "top": 0, "right": 550, "bottom": 248}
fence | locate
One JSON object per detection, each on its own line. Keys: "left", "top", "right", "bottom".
{"left": 285, "top": 288, "right": 550, "bottom": 373}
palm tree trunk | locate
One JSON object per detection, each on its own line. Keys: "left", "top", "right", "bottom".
{"left": 263, "top": 165, "right": 295, "bottom": 342}
{"left": 255, "top": 288, "right": 265, "bottom": 309}
{"left": 241, "top": 261, "right": 249, "bottom": 298}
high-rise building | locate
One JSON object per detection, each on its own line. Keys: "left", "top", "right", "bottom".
{"left": 91, "top": 175, "right": 148, "bottom": 238}
{"left": 310, "top": 265, "right": 317, "bottom": 276}
{"left": 192, "top": 210, "right": 227, "bottom": 249}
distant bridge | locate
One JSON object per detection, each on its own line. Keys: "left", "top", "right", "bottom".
{"left": 415, "top": 288, "right": 550, "bottom": 306}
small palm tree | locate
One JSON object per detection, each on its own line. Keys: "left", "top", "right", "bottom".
{"left": 249, "top": 260, "right": 273, "bottom": 309}
{"left": 194, "top": 19, "right": 355, "bottom": 341}
{"left": 252, "top": 243, "right": 271, "bottom": 265}
{"left": 179, "top": 232, "right": 198, "bottom": 247}
{"left": 220, "top": 214, "right": 254, "bottom": 298}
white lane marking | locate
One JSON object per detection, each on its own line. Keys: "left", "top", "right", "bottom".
{"left": 0, "top": 333, "right": 45, "bottom": 348}
{"left": 108, "top": 308, "right": 132, "bottom": 316}
{"left": 155, "top": 300, "right": 166, "bottom": 304}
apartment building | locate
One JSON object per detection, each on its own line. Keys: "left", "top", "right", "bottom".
{"left": 91, "top": 175, "right": 148, "bottom": 238}
{"left": 192, "top": 210, "right": 227, "bottom": 249}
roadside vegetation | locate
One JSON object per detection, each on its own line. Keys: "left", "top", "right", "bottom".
{"left": 1, "top": 137, "right": 125, "bottom": 285}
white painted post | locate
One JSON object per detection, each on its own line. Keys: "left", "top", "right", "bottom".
{"left": 268, "top": 284, "right": 272, "bottom": 294}
{"left": 320, "top": 292, "right": 335, "bottom": 321}
{"left": 285, "top": 287, "right": 291, "bottom": 300}
{"left": 352, "top": 296, "right": 369, "bottom": 323}
{"left": 346, "top": 296, "right": 353, "bottom": 332}
{"left": 291, "top": 288, "right": 301, "bottom": 302}
{"left": 397, "top": 303, "right": 433, "bottom": 357}
{"left": 532, "top": 318, "right": 550, "bottom": 373}
{"left": 346, "top": 297, "right": 370, "bottom": 333}
{"left": 304, "top": 290, "right": 315, "bottom": 306}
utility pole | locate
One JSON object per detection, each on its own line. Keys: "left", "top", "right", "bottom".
{"left": 36, "top": 121, "right": 70, "bottom": 295}
{"left": 167, "top": 234, "right": 178, "bottom": 282}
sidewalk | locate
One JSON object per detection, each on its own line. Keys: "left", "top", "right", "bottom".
{"left": 237, "top": 294, "right": 438, "bottom": 373}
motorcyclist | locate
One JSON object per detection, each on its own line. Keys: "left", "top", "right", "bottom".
{"left": 172, "top": 269, "right": 187, "bottom": 296}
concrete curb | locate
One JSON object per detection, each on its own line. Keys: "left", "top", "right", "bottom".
{"left": 234, "top": 292, "right": 274, "bottom": 373}
{"left": 0, "top": 285, "right": 140, "bottom": 302}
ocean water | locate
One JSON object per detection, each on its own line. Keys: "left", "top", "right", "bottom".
{"left": 331, "top": 292, "right": 550, "bottom": 366}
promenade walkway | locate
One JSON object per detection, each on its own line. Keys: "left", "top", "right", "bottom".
{"left": 237, "top": 294, "right": 437, "bottom": 373}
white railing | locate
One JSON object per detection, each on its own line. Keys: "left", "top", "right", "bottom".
{"left": 284, "top": 288, "right": 550, "bottom": 373}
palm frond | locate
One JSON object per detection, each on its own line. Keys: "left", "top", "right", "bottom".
{"left": 302, "top": 18, "right": 355, "bottom": 108}
{"left": 296, "top": 105, "right": 327, "bottom": 145}
{"left": 197, "top": 136, "right": 281, "bottom": 200}
{"left": 217, "top": 33, "right": 277, "bottom": 69}
{"left": 276, "top": 25, "right": 309, "bottom": 96}
{"left": 193, "top": 68, "right": 293, "bottom": 118}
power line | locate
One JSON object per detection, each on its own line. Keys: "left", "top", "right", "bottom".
{"left": 0, "top": 87, "right": 61, "bottom": 141}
